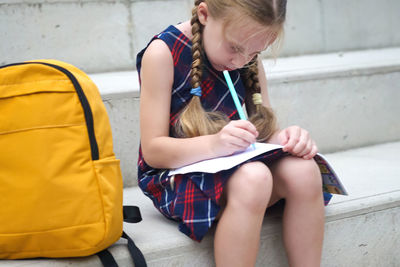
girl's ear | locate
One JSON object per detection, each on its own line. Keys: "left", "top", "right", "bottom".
{"left": 197, "top": 2, "right": 209, "bottom": 26}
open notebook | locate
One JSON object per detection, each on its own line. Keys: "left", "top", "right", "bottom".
{"left": 169, "top": 142, "right": 348, "bottom": 195}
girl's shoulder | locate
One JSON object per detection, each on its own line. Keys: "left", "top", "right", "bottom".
{"left": 174, "top": 21, "right": 193, "bottom": 40}
{"left": 157, "top": 23, "right": 192, "bottom": 53}
{"left": 142, "top": 39, "right": 172, "bottom": 68}
{"left": 136, "top": 23, "right": 192, "bottom": 70}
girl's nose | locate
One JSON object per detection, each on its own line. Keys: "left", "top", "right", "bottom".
{"left": 231, "top": 54, "right": 251, "bottom": 69}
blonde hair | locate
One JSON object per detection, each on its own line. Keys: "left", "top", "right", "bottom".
{"left": 174, "top": 0, "right": 287, "bottom": 141}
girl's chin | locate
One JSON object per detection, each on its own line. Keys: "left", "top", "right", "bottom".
{"left": 212, "top": 63, "right": 234, "bottom": 72}
{"left": 212, "top": 64, "right": 224, "bottom": 71}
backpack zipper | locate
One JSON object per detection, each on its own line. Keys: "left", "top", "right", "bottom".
{"left": 0, "top": 62, "right": 99, "bottom": 161}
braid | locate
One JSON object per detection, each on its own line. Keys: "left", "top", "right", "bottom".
{"left": 190, "top": 1, "right": 203, "bottom": 89}
{"left": 243, "top": 56, "right": 278, "bottom": 142}
{"left": 174, "top": 0, "right": 229, "bottom": 138}
{"left": 243, "top": 57, "right": 260, "bottom": 116}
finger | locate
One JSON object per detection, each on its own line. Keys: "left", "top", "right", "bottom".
{"left": 291, "top": 137, "right": 307, "bottom": 155}
{"left": 292, "top": 131, "right": 311, "bottom": 155}
{"left": 228, "top": 141, "right": 248, "bottom": 152}
{"left": 220, "top": 128, "right": 253, "bottom": 147}
{"left": 297, "top": 138, "right": 313, "bottom": 157}
{"left": 217, "top": 131, "right": 248, "bottom": 152}
{"left": 282, "top": 127, "right": 301, "bottom": 152}
{"left": 226, "top": 138, "right": 252, "bottom": 154}
{"left": 219, "top": 127, "right": 255, "bottom": 150}
{"left": 227, "top": 122, "right": 258, "bottom": 143}
{"left": 303, "top": 142, "right": 318, "bottom": 159}
{"left": 231, "top": 120, "right": 258, "bottom": 135}
{"left": 230, "top": 128, "right": 257, "bottom": 146}
{"left": 278, "top": 129, "right": 289, "bottom": 147}
{"left": 221, "top": 142, "right": 247, "bottom": 156}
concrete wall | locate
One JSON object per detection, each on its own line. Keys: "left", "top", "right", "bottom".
{"left": 0, "top": 0, "right": 193, "bottom": 72}
{"left": 1, "top": 0, "right": 400, "bottom": 73}
{"left": 283, "top": 0, "right": 400, "bottom": 56}
{"left": 269, "top": 71, "right": 400, "bottom": 153}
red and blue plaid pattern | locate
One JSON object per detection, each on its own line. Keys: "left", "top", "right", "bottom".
{"left": 136, "top": 25, "right": 331, "bottom": 241}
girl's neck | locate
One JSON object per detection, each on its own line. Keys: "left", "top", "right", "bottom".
{"left": 175, "top": 20, "right": 193, "bottom": 40}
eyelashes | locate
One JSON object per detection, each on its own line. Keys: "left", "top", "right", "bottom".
{"left": 228, "top": 44, "right": 261, "bottom": 58}
{"left": 229, "top": 44, "right": 241, "bottom": 54}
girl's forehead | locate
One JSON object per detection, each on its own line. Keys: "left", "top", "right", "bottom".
{"left": 224, "top": 21, "right": 277, "bottom": 51}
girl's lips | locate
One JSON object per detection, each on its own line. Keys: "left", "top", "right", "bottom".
{"left": 212, "top": 62, "right": 235, "bottom": 72}
{"left": 223, "top": 66, "right": 235, "bottom": 71}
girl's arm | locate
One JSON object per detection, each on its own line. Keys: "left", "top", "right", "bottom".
{"left": 258, "top": 58, "right": 318, "bottom": 159}
{"left": 140, "top": 40, "right": 257, "bottom": 169}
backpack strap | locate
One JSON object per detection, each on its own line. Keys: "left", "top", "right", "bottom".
{"left": 122, "top": 231, "right": 147, "bottom": 267}
{"left": 97, "top": 206, "right": 147, "bottom": 267}
{"left": 97, "top": 249, "right": 118, "bottom": 267}
{"left": 123, "top": 206, "right": 142, "bottom": 223}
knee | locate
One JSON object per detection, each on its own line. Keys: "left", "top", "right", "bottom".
{"left": 277, "top": 157, "right": 322, "bottom": 200}
{"left": 226, "top": 162, "right": 273, "bottom": 213}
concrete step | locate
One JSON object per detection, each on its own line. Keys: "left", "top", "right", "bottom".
{"left": 2, "top": 141, "right": 400, "bottom": 266}
{"left": 90, "top": 47, "right": 400, "bottom": 187}
{"left": 1, "top": 0, "right": 400, "bottom": 72}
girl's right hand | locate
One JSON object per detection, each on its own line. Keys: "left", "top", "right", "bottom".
{"left": 211, "top": 120, "right": 259, "bottom": 157}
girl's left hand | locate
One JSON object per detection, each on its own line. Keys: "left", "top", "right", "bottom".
{"left": 277, "top": 126, "right": 318, "bottom": 160}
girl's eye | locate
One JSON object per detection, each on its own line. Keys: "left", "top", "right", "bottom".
{"left": 250, "top": 52, "right": 261, "bottom": 58}
{"left": 229, "top": 45, "right": 240, "bottom": 54}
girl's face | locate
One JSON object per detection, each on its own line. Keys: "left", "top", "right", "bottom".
{"left": 198, "top": 4, "right": 277, "bottom": 71}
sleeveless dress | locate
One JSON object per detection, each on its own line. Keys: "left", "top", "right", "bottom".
{"left": 136, "top": 25, "right": 332, "bottom": 242}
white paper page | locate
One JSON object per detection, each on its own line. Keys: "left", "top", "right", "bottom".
{"left": 168, "top": 142, "right": 283, "bottom": 176}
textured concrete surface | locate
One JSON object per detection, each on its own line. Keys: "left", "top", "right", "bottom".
{"left": 0, "top": 1, "right": 133, "bottom": 72}
{"left": 2, "top": 142, "right": 399, "bottom": 266}
{"left": 1, "top": 0, "right": 400, "bottom": 72}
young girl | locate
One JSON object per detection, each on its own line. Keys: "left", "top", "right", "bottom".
{"left": 137, "top": 0, "right": 329, "bottom": 266}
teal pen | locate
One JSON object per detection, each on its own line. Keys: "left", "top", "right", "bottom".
{"left": 223, "top": 70, "right": 256, "bottom": 149}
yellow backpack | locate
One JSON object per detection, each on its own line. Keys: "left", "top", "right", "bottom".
{"left": 0, "top": 60, "right": 146, "bottom": 266}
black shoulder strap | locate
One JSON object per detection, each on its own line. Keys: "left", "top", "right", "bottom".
{"left": 97, "top": 249, "right": 118, "bottom": 267}
{"left": 97, "top": 206, "right": 147, "bottom": 267}
{"left": 122, "top": 231, "right": 147, "bottom": 267}
{"left": 123, "top": 205, "right": 142, "bottom": 223}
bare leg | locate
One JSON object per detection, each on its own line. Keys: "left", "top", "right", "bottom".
{"left": 214, "top": 162, "right": 273, "bottom": 267}
{"left": 270, "top": 157, "right": 325, "bottom": 267}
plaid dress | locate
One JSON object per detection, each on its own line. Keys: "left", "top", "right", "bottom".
{"left": 136, "top": 25, "right": 332, "bottom": 242}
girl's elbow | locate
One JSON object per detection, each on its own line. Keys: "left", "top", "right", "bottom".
{"left": 142, "top": 149, "right": 159, "bottom": 168}
{"left": 141, "top": 147, "right": 169, "bottom": 169}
